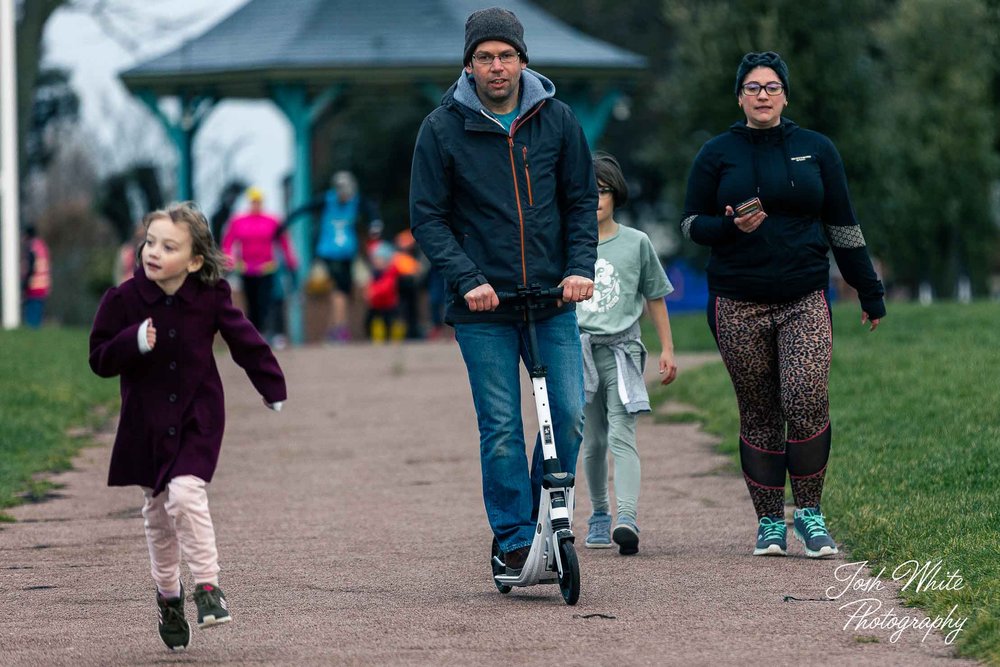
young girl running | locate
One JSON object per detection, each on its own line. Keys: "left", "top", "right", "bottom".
{"left": 89, "top": 202, "right": 287, "bottom": 651}
{"left": 578, "top": 153, "right": 678, "bottom": 555}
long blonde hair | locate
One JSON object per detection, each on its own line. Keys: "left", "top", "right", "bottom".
{"left": 139, "top": 201, "right": 226, "bottom": 285}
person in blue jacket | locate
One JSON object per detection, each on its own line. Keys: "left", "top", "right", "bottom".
{"left": 681, "top": 52, "right": 885, "bottom": 559}
{"left": 409, "top": 7, "right": 597, "bottom": 576}
{"left": 282, "top": 171, "right": 383, "bottom": 342}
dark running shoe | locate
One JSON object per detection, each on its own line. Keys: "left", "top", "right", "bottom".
{"left": 612, "top": 518, "right": 640, "bottom": 556}
{"left": 793, "top": 507, "right": 839, "bottom": 558}
{"left": 504, "top": 546, "right": 531, "bottom": 575}
{"left": 156, "top": 587, "right": 190, "bottom": 651}
{"left": 193, "top": 583, "right": 231, "bottom": 628}
{"left": 753, "top": 516, "right": 788, "bottom": 556}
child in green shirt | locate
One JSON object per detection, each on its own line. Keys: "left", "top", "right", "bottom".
{"left": 577, "top": 152, "right": 678, "bottom": 555}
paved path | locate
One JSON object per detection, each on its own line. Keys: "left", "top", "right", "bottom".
{"left": 0, "top": 343, "right": 977, "bottom": 666}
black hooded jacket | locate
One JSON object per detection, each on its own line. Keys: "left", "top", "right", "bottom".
{"left": 410, "top": 69, "right": 598, "bottom": 324}
{"left": 681, "top": 118, "right": 885, "bottom": 318}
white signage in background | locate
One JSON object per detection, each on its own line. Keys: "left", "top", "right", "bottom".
{"left": 1, "top": 0, "right": 22, "bottom": 329}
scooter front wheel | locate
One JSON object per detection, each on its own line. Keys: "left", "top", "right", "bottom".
{"left": 490, "top": 538, "right": 512, "bottom": 594}
{"left": 557, "top": 539, "right": 580, "bottom": 605}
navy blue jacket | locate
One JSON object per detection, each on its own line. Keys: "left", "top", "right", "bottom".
{"left": 681, "top": 119, "right": 885, "bottom": 318}
{"left": 410, "top": 69, "right": 598, "bottom": 323}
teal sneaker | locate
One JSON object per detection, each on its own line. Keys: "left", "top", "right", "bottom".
{"left": 156, "top": 587, "right": 190, "bottom": 651}
{"left": 753, "top": 516, "right": 788, "bottom": 556}
{"left": 585, "top": 512, "right": 613, "bottom": 549}
{"left": 193, "top": 583, "right": 231, "bottom": 628}
{"left": 612, "top": 518, "right": 640, "bottom": 556}
{"left": 793, "top": 507, "right": 839, "bottom": 558}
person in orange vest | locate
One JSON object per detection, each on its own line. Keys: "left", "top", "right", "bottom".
{"left": 392, "top": 229, "right": 424, "bottom": 339}
{"left": 21, "top": 225, "right": 51, "bottom": 328}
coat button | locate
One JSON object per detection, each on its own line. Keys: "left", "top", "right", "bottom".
{"left": 168, "top": 329, "right": 177, "bottom": 338}
{"left": 169, "top": 361, "right": 177, "bottom": 370}
{"left": 167, "top": 427, "right": 176, "bottom": 436}
{"left": 169, "top": 393, "right": 177, "bottom": 403}
{"left": 165, "top": 297, "right": 173, "bottom": 306}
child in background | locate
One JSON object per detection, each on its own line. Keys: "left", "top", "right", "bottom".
{"left": 115, "top": 222, "right": 146, "bottom": 286}
{"left": 20, "top": 224, "right": 51, "bottom": 328}
{"left": 89, "top": 202, "right": 287, "bottom": 651}
{"left": 365, "top": 240, "right": 403, "bottom": 342}
{"left": 577, "top": 153, "right": 678, "bottom": 556}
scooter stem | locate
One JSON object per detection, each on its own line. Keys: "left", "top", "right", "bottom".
{"left": 526, "top": 305, "right": 546, "bottom": 378}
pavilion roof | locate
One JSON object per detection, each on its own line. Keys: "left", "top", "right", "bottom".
{"left": 120, "top": 0, "right": 646, "bottom": 97}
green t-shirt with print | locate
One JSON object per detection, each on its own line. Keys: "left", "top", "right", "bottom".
{"left": 577, "top": 224, "right": 673, "bottom": 335}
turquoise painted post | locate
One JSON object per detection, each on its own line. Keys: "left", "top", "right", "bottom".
{"left": 177, "top": 129, "right": 194, "bottom": 202}
{"left": 562, "top": 88, "right": 622, "bottom": 148}
{"left": 419, "top": 82, "right": 445, "bottom": 107}
{"left": 135, "top": 91, "right": 215, "bottom": 200}
{"left": 271, "top": 83, "right": 342, "bottom": 345}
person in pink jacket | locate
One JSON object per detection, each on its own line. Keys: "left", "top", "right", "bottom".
{"left": 221, "top": 187, "right": 298, "bottom": 335}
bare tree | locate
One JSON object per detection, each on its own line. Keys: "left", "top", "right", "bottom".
{"left": 15, "top": 0, "right": 67, "bottom": 177}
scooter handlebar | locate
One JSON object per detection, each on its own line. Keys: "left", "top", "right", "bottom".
{"left": 494, "top": 287, "right": 565, "bottom": 303}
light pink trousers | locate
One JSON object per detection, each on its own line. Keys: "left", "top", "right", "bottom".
{"left": 141, "top": 475, "right": 220, "bottom": 593}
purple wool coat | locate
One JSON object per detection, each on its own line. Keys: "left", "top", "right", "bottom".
{"left": 89, "top": 268, "right": 286, "bottom": 495}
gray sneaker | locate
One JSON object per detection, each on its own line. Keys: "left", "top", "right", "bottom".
{"left": 193, "top": 583, "right": 231, "bottom": 628}
{"left": 156, "top": 587, "right": 190, "bottom": 651}
{"left": 793, "top": 507, "right": 839, "bottom": 558}
{"left": 584, "top": 512, "right": 613, "bottom": 549}
{"left": 753, "top": 516, "right": 788, "bottom": 556}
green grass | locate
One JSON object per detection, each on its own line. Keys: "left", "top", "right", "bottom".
{"left": 648, "top": 302, "right": 1000, "bottom": 663}
{"left": 0, "top": 327, "right": 119, "bottom": 520}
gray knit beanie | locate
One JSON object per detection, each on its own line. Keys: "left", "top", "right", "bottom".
{"left": 735, "top": 51, "right": 790, "bottom": 96}
{"left": 464, "top": 7, "right": 528, "bottom": 65}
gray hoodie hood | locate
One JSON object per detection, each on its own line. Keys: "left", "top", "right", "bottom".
{"left": 451, "top": 68, "right": 556, "bottom": 124}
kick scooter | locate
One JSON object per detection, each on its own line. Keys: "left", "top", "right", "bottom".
{"left": 489, "top": 285, "right": 580, "bottom": 605}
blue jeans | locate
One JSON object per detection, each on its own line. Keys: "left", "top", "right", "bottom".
{"left": 23, "top": 298, "right": 45, "bottom": 328}
{"left": 455, "top": 310, "right": 585, "bottom": 553}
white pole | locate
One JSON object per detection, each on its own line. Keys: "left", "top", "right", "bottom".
{"left": 0, "top": 0, "right": 20, "bottom": 328}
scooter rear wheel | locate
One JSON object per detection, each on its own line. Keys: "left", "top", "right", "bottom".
{"left": 490, "top": 538, "right": 512, "bottom": 594}
{"left": 557, "top": 540, "right": 580, "bottom": 605}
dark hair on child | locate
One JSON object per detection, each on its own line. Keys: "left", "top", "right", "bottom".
{"left": 139, "top": 201, "right": 226, "bottom": 285}
{"left": 593, "top": 151, "right": 628, "bottom": 208}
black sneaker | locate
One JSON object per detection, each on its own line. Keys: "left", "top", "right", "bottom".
{"left": 156, "top": 587, "right": 190, "bottom": 651}
{"left": 612, "top": 519, "right": 640, "bottom": 556}
{"left": 193, "top": 583, "right": 231, "bottom": 628}
{"left": 503, "top": 546, "right": 531, "bottom": 575}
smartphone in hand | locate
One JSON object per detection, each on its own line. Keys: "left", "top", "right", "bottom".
{"left": 735, "top": 197, "right": 763, "bottom": 217}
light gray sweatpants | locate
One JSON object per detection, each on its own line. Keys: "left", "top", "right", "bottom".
{"left": 581, "top": 342, "right": 644, "bottom": 522}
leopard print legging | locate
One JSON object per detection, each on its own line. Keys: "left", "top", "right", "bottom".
{"left": 709, "top": 291, "right": 833, "bottom": 519}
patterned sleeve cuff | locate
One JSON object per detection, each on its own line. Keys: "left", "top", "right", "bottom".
{"left": 825, "top": 224, "right": 866, "bottom": 249}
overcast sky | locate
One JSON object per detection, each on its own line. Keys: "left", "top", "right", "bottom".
{"left": 43, "top": 0, "right": 291, "bottom": 215}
